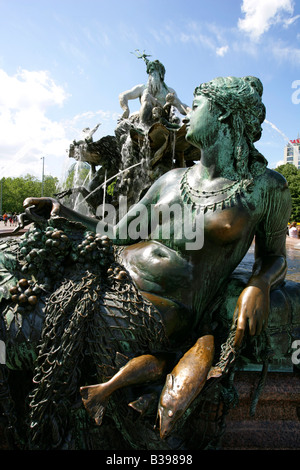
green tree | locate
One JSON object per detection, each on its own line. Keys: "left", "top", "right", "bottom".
{"left": 275, "top": 164, "right": 300, "bottom": 221}
{"left": 1, "top": 174, "right": 58, "bottom": 214}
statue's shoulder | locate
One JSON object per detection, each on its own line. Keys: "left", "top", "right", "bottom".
{"left": 155, "top": 167, "right": 186, "bottom": 187}
{"left": 141, "top": 168, "right": 186, "bottom": 202}
{"left": 254, "top": 168, "right": 291, "bottom": 217}
{"left": 256, "top": 167, "right": 289, "bottom": 192}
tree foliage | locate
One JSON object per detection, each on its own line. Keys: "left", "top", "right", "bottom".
{"left": 1, "top": 174, "right": 58, "bottom": 214}
{"left": 275, "top": 164, "right": 300, "bottom": 221}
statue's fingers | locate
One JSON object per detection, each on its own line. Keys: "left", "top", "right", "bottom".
{"left": 50, "top": 200, "right": 61, "bottom": 217}
{"left": 23, "top": 197, "right": 50, "bottom": 210}
{"left": 249, "top": 311, "right": 264, "bottom": 337}
{"left": 233, "top": 307, "right": 246, "bottom": 349}
{"left": 23, "top": 197, "right": 39, "bottom": 208}
{"left": 233, "top": 328, "right": 244, "bottom": 349}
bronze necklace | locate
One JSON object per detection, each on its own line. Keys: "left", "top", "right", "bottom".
{"left": 180, "top": 167, "right": 253, "bottom": 213}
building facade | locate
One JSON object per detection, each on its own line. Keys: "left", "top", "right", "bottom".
{"left": 284, "top": 138, "right": 300, "bottom": 169}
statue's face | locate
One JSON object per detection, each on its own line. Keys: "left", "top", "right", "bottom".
{"left": 152, "top": 107, "right": 162, "bottom": 119}
{"left": 185, "top": 95, "right": 221, "bottom": 149}
{"left": 147, "top": 61, "right": 165, "bottom": 81}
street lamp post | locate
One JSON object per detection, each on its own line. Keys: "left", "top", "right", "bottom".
{"left": 41, "top": 157, "right": 45, "bottom": 197}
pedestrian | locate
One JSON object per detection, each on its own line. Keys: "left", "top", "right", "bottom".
{"left": 288, "top": 221, "right": 299, "bottom": 238}
{"left": 3, "top": 213, "right": 7, "bottom": 226}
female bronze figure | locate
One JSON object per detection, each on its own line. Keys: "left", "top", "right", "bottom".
{"left": 0, "top": 76, "right": 292, "bottom": 449}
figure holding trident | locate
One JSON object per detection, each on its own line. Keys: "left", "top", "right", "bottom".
{"left": 119, "top": 50, "right": 191, "bottom": 127}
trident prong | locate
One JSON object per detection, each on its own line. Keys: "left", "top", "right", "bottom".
{"left": 130, "top": 49, "right": 152, "bottom": 65}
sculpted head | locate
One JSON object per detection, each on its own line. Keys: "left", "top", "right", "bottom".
{"left": 146, "top": 60, "right": 166, "bottom": 82}
{"left": 194, "top": 76, "right": 266, "bottom": 143}
{"left": 187, "top": 76, "right": 268, "bottom": 179}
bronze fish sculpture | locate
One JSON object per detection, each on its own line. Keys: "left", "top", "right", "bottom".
{"left": 157, "top": 334, "right": 214, "bottom": 439}
{"left": 80, "top": 353, "right": 168, "bottom": 425}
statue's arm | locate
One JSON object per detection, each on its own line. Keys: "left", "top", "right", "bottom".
{"left": 119, "top": 84, "right": 145, "bottom": 119}
{"left": 166, "top": 87, "right": 191, "bottom": 115}
{"left": 112, "top": 178, "right": 162, "bottom": 244}
{"left": 22, "top": 176, "right": 162, "bottom": 245}
{"left": 88, "top": 123, "right": 100, "bottom": 138}
{"left": 22, "top": 197, "right": 100, "bottom": 233}
{"left": 234, "top": 175, "right": 291, "bottom": 347}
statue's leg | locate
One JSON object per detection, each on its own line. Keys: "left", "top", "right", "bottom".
{"left": 157, "top": 334, "right": 215, "bottom": 439}
{"left": 80, "top": 353, "right": 169, "bottom": 425}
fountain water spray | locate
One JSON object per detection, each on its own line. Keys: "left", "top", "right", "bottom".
{"left": 76, "top": 161, "right": 143, "bottom": 210}
{"left": 264, "top": 119, "right": 290, "bottom": 143}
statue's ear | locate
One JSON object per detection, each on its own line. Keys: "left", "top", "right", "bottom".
{"left": 218, "top": 110, "right": 231, "bottom": 122}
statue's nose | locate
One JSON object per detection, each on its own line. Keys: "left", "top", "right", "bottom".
{"left": 182, "top": 116, "right": 189, "bottom": 124}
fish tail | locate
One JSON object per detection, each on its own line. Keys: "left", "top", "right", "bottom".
{"left": 80, "top": 384, "right": 109, "bottom": 425}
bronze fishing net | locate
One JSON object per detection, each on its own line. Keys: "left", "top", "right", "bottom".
{"left": 0, "top": 218, "right": 241, "bottom": 450}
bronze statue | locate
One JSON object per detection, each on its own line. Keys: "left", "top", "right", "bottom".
{"left": 63, "top": 54, "right": 198, "bottom": 214}
{"left": 0, "top": 75, "right": 296, "bottom": 450}
{"left": 76, "top": 76, "right": 291, "bottom": 437}
{"left": 119, "top": 50, "right": 191, "bottom": 127}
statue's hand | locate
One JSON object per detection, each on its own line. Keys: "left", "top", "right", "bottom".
{"left": 233, "top": 284, "right": 270, "bottom": 348}
{"left": 165, "top": 92, "right": 175, "bottom": 104}
{"left": 23, "top": 197, "right": 61, "bottom": 222}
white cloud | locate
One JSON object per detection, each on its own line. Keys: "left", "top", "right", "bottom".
{"left": 0, "top": 69, "right": 66, "bottom": 110}
{"left": 151, "top": 20, "right": 229, "bottom": 58}
{"left": 0, "top": 68, "right": 70, "bottom": 179}
{"left": 238, "top": 0, "right": 296, "bottom": 40}
{"left": 272, "top": 43, "right": 300, "bottom": 65}
{"left": 0, "top": 66, "right": 121, "bottom": 180}
{"left": 72, "top": 109, "right": 119, "bottom": 124}
{"left": 216, "top": 45, "right": 229, "bottom": 57}
{"left": 66, "top": 109, "right": 120, "bottom": 146}
{"left": 283, "top": 14, "right": 300, "bottom": 27}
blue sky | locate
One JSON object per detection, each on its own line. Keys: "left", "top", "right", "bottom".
{"left": 0, "top": 0, "right": 299, "bottom": 183}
